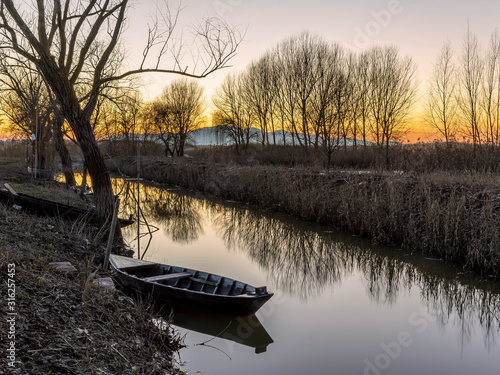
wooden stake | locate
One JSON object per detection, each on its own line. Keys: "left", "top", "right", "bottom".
{"left": 137, "top": 141, "right": 141, "bottom": 259}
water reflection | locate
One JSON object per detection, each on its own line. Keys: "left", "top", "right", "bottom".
{"left": 154, "top": 304, "right": 273, "bottom": 354}
{"left": 212, "top": 204, "right": 500, "bottom": 350}
{"left": 145, "top": 192, "right": 204, "bottom": 244}
{"left": 213, "top": 208, "right": 346, "bottom": 300}
{"left": 113, "top": 179, "right": 204, "bottom": 245}
{"left": 212, "top": 204, "right": 421, "bottom": 304}
{"left": 117, "top": 181, "right": 500, "bottom": 351}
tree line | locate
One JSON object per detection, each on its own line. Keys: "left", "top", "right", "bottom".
{"left": 212, "top": 31, "right": 417, "bottom": 165}
{"left": 426, "top": 26, "right": 500, "bottom": 148}
{"left": 5, "top": 27, "right": 500, "bottom": 160}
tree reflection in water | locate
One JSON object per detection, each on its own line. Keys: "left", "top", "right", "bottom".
{"left": 115, "top": 180, "right": 500, "bottom": 350}
{"left": 114, "top": 179, "right": 204, "bottom": 246}
{"left": 211, "top": 204, "right": 500, "bottom": 350}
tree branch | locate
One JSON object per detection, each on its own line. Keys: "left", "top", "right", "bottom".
{"left": 85, "top": 0, "right": 128, "bottom": 118}
{"left": 65, "top": 0, "right": 98, "bottom": 75}
{"left": 36, "top": 0, "right": 49, "bottom": 49}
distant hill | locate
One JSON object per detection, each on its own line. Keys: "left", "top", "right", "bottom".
{"left": 100, "top": 126, "right": 378, "bottom": 147}
{"left": 187, "top": 126, "right": 377, "bottom": 147}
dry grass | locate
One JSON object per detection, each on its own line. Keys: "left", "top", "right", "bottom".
{"left": 0, "top": 188, "right": 184, "bottom": 374}
{"left": 188, "top": 142, "right": 500, "bottom": 173}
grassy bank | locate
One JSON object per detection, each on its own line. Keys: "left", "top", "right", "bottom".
{"left": 109, "top": 155, "right": 500, "bottom": 277}
{"left": 0, "top": 160, "right": 184, "bottom": 374}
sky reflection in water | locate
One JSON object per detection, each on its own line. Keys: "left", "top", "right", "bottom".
{"left": 114, "top": 179, "right": 500, "bottom": 375}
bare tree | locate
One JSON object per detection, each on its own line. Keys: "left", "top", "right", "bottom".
{"left": 269, "top": 46, "right": 296, "bottom": 146}
{"left": 309, "top": 43, "right": 345, "bottom": 165}
{"left": 458, "top": 25, "right": 484, "bottom": 148}
{"left": 0, "top": 54, "right": 77, "bottom": 183}
{"left": 481, "top": 30, "right": 500, "bottom": 145}
{"left": 144, "top": 100, "right": 177, "bottom": 157}
{"left": 156, "top": 78, "right": 205, "bottom": 156}
{"left": 0, "top": 0, "right": 240, "bottom": 221}
{"left": 212, "top": 72, "right": 253, "bottom": 153}
{"left": 335, "top": 52, "right": 356, "bottom": 152}
{"left": 0, "top": 61, "right": 54, "bottom": 170}
{"left": 354, "top": 51, "right": 372, "bottom": 148}
{"left": 242, "top": 54, "right": 276, "bottom": 145}
{"left": 114, "top": 88, "right": 143, "bottom": 151}
{"left": 144, "top": 80, "right": 205, "bottom": 158}
{"left": 425, "top": 40, "right": 458, "bottom": 145}
{"left": 278, "top": 32, "right": 325, "bottom": 147}
{"left": 368, "top": 46, "right": 417, "bottom": 164}
{"left": 272, "top": 32, "right": 325, "bottom": 147}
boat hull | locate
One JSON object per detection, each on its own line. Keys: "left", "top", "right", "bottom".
{"left": 0, "top": 189, "right": 134, "bottom": 228}
{"left": 110, "top": 255, "right": 273, "bottom": 316}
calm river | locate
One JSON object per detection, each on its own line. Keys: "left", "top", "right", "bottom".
{"left": 113, "top": 179, "right": 500, "bottom": 375}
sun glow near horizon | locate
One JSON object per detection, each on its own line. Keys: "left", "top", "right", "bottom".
{"left": 1, "top": 1, "right": 498, "bottom": 145}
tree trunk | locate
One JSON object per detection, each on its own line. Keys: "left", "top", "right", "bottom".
{"left": 178, "top": 134, "right": 186, "bottom": 156}
{"left": 68, "top": 111, "right": 115, "bottom": 223}
{"left": 54, "top": 117, "right": 75, "bottom": 186}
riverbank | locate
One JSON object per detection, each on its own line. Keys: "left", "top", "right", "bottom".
{"left": 0, "top": 159, "right": 184, "bottom": 374}
{"left": 109, "top": 156, "right": 500, "bottom": 278}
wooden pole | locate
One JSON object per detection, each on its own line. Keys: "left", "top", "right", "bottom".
{"left": 34, "top": 98, "right": 38, "bottom": 179}
{"left": 137, "top": 141, "right": 141, "bottom": 259}
{"left": 79, "top": 163, "right": 88, "bottom": 196}
{"left": 25, "top": 135, "right": 29, "bottom": 171}
{"left": 103, "top": 198, "right": 120, "bottom": 270}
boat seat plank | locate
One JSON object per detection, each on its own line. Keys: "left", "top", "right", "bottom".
{"left": 110, "top": 255, "right": 156, "bottom": 269}
{"left": 120, "top": 264, "right": 156, "bottom": 272}
{"left": 109, "top": 254, "right": 158, "bottom": 272}
{"left": 143, "top": 272, "right": 192, "bottom": 282}
{"left": 218, "top": 280, "right": 234, "bottom": 295}
{"left": 191, "top": 277, "right": 219, "bottom": 287}
{"left": 232, "top": 283, "right": 245, "bottom": 295}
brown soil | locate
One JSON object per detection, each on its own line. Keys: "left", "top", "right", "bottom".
{"left": 0, "top": 159, "right": 185, "bottom": 375}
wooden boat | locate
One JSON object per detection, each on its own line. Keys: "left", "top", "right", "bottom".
{"left": 109, "top": 255, "right": 274, "bottom": 316}
{"left": 0, "top": 188, "right": 134, "bottom": 228}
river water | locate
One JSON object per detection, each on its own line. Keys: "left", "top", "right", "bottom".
{"left": 113, "top": 179, "right": 500, "bottom": 375}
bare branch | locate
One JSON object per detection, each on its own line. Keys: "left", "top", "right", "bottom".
{"left": 36, "top": 0, "right": 49, "bottom": 49}
{"left": 65, "top": 0, "right": 98, "bottom": 74}
{"left": 86, "top": 0, "right": 128, "bottom": 116}
{"left": 70, "top": 0, "right": 128, "bottom": 84}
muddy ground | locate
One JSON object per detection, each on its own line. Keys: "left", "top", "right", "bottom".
{"left": 0, "top": 159, "right": 185, "bottom": 375}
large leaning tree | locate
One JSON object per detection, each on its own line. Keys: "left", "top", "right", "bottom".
{"left": 0, "top": 0, "right": 239, "bottom": 222}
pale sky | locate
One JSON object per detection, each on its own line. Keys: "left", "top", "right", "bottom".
{"left": 122, "top": 0, "right": 499, "bottom": 139}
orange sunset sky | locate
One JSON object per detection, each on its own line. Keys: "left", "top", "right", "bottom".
{"left": 1, "top": 0, "right": 500, "bottom": 143}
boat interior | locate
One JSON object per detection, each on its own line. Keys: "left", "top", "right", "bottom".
{"left": 119, "top": 263, "right": 264, "bottom": 296}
